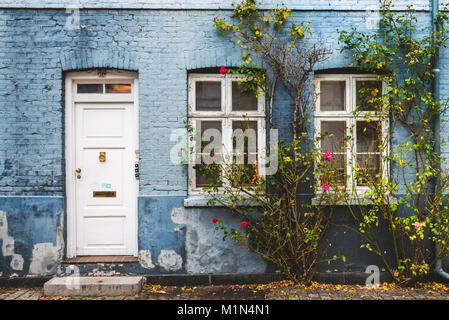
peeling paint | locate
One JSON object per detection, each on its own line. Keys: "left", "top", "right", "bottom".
{"left": 138, "top": 250, "right": 155, "bottom": 269}
{"left": 0, "top": 211, "right": 24, "bottom": 271}
{"left": 87, "top": 269, "right": 121, "bottom": 276}
{"left": 29, "top": 243, "right": 60, "bottom": 274}
{"left": 171, "top": 207, "right": 187, "bottom": 225}
{"left": 170, "top": 206, "right": 267, "bottom": 274}
{"left": 28, "top": 214, "right": 64, "bottom": 275}
{"left": 10, "top": 254, "right": 24, "bottom": 271}
{"left": 158, "top": 249, "right": 182, "bottom": 272}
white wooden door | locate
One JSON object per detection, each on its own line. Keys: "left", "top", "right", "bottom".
{"left": 74, "top": 102, "right": 137, "bottom": 255}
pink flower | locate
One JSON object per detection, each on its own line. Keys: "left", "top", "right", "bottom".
{"left": 324, "top": 152, "right": 332, "bottom": 162}
{"left": 322, "top": 184, "right": 330, "bottom": 191}
{"left": 219, "top": 65, "right": 227, "bottom": 74}
{"left": 238, "top": 243, "right": 243, "bottom": 247}
{"left": 414, "top": 222, "right": 422, "bottom": 230}
{"left": 212, "top": 218, "right": 218, "bottom": 223}
{"left": 181, "top": 147, "right": 185, "bottom": 151}
{"left": 241, "top": 221, "right": 248, "bottom": 227}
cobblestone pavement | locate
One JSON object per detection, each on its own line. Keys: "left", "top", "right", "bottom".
{"left": 1, "top": 281, "right": 449, "bottom": 300}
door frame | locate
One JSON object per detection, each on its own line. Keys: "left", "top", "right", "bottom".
{"left": 65, "top": 70, "right": 139, "bottom": 258}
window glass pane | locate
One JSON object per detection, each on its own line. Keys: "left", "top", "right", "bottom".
{"left": 232, "top": 121, "right": 258, "bottom": 154}
{"left": 195, "top": 81, "right": 221, "bottom": 111}
{"left": 105, "top": 84, "right": 132, "bottom": 93}
{"left": 320, "top": 81, "right": 345, "bottom": 111}
{"left": 357, "top": 121, "right": 381, "bottom": 153}
{"left": 356, "top": 154, "right": 381, "bottom": 186}
{"left": 232, "top": 163, "right": 258, "bottom": 186}
{"left": 232, "top": 82, "right": 258, "bottom": 111}
{"left": 321, "top": 121, "right": 345, "bottom": 153}
{"left": 77, "top": 84, "right": 103, "bottom": 94}
{"left": 194, "top": 121, "right": 223, "bottom": 188}
{"left": 195, "top": 161, "right": 222, "bottom": 188}
{"left": 197, "top": 120, "right": 222, "bottom": 153}
{"left": 356, "top": 80, "right": 382, "bottom": 111}
{"left": 321, "top": 153, "right": 346, "bottom": 185}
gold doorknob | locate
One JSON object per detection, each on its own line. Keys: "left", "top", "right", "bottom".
{"left": 75, "top": 168, "right": 81, "bottom": 173}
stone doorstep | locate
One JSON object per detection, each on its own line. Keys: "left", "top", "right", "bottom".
{"left": 43, "top": 276, "right": 145, "bottom": 296}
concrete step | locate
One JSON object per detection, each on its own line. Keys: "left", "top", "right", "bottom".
{"left": 43, "top": 276, "right": 145, "bottom": 296}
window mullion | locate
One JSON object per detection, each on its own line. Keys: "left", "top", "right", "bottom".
{"left": 188, "top": 118, "right": 198, "bottom": 193}
{"left": 258, "top": 118, "right": 266, "bottom": 178}
{"left": 222, "top": 118, "right": 232, "bottom": 189}
{"left": 382, "top": 117, "right": 390, "bottom": 184}
{"left": 223, "top": 77, "right": 231, "bottom": 189}
{"left": 348, "top": 75, "right": 355, "bottom": 191}
{"left": 349, "top": 75, "right": 356, "bottom": 192}
{"left": 350, "top": 116, "right": 357, "bottom": 191}
{"left": 224, "top": 76, "right": 230, "bottom": 115}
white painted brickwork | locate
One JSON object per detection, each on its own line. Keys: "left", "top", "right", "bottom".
{"left": 0, "top": 0, "right": 430, "bottom": 10}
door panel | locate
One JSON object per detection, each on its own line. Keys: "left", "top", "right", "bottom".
{"left": 75, "top": 102, "right": 136, "bottom": 256}
{"left": 85, "top": 217, "right": 126, "bottom": 246}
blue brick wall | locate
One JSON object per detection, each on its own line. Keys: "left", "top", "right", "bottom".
{"left": 438, "top": 20, "right": 449, "bottom": 171}
{"left": 0, "top": 8, "right": 432, "bottom": 196}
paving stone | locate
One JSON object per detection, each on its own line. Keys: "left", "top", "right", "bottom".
{"left": 4, "top": 289, "right": 28, "bottom": 300}
{"left": 16, "top": 290, "right": 38, "bottom": 300}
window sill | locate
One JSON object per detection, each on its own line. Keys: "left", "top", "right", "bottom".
{"left": 184, "top": 196, "right": 222, "bottom": 207}
{"left": 311, "top": 195, "right": 397, "bottom": 206}
{"left": 184, "top": 195, "right": 261, "bottom": 208}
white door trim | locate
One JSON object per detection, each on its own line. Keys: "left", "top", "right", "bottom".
{"left": 65, "top": 70, "right": 139, "bottom": 258}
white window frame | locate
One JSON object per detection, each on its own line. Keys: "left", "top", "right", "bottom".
{"left": 188, "top": 73, "right": 266, "bottom": 195}
{"left": 314, "top": 74, "right": 389, "bottom": 195}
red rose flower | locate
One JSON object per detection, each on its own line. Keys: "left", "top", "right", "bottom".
{"left": 219, "top": 65, "right": 227, "bottom": 74}
{"left": 241, "top": 221, "right": 248, "bottom": 227}
{"left": 212, "top": 218, "right": 218, "bottom": 223}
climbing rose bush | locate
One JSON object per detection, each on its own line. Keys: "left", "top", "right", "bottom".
{"left": 338, "top": 1, "right": 449, "bottom": 285}
{"left": 193, "top": 0, "right": 345, "bottom": 284}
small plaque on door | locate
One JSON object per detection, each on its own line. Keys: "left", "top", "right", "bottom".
{"left": 93, "top": 191, "right": 116, "bottom": 198}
